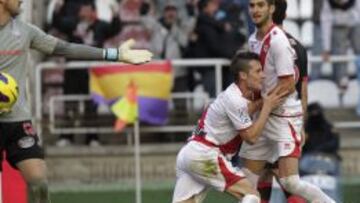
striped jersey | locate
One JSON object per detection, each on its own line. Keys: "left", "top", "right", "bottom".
{"left": 0, "top": 18, "right": 58, "bottom": 121}
{"left": 190, "top": 83, "right": 252, "bottom": 156}
{"left": 248, "top": 24, "right": 302, "bottom": 117}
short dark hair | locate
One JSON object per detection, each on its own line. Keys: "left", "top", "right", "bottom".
{"left": 198, "top": 0, "right": 210, "bottom": 11}
{"left": 82, "top": 2, "right": 96, "bottom": 10}
{"left": 197, "top": 0, "right": 218, "bottom": 11}
{"left": 273, "top": 0, "right": 287, "bottom": 25}
{"left": 230, "top": 51, "right": 260, "bottom": 82}
{"left": 265, "top": 0, "right": 275, "bottom": 5}
{"left": 250, "top": 0, "right": 275, "bottom": 5}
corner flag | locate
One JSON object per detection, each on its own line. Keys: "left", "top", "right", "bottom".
{"left": 111, "top": 81, "right": 138, "bottom": 132}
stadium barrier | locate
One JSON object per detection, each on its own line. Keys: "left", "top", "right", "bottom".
{"left": 35, "top": 56, "right": 360, "bottom": 140}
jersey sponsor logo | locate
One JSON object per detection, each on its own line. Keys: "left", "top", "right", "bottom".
{"left": 18, "top": 136, "right": 35, "bottom": 149}
{"left": 0, "top": 50, "right": 23, "bottom": 56}
{"left": 238, "top": 107, "right": 251, "bottom": 125}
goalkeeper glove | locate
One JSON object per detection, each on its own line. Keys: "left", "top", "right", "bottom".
{"left": 104, "top": 39, "right": 153, "bottom": 64}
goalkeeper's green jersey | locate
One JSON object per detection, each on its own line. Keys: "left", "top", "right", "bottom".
{"left": 0, "top": 18, "right": 58, "bottom": 122}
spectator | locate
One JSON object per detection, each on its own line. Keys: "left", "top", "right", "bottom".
{"left": 321, "top": 0, "right": 360, "bottom": 94}
{"left": 50, "top": 0, "right": 93, "bottom": 42}
{"left": 51, "top": 1, "right": 122, "bottom": 147}
{"left": 153, "top": 0, "right": 198, "bottom": 23}
{"left": 302, "top": 102, "right": 341, "bottom": 202}
{"left": 188, "top": 0, "right": 244, "bottom": 97}
{"left": 303, "top": 102, "right": 340, "bottom": 158}
{"left": 105, "top": 0, "right": 151, "bottom": 49}
{"left": 220, "top": 0, "right": 254, "bottom": 35}
{"left": 139, "top": 2, "right": 195, "bottom": 98}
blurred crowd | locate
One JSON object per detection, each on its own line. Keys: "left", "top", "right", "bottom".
{"left": 43, "top": 0, "right": 360, "bottom": 146}
{"left": 46, "top": 0, "right": 251, "bottom": 98}
{"left": 45, "top": 0, "right": 360, "bottom": 100}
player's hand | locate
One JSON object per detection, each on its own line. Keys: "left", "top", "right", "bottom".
{"left": 118, "top": 39, "right": 153, "bottom": 64}
{"left": 263, "top": 88, "right": 288, "bottom": 110}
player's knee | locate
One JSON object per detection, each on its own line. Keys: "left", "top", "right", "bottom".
{"left": 279, "top": 175, "right": 301, "bottom": 193}
{"left": 27, "top": 178, "right": 49, "bottom": 197}
{"left": 228, "top": 179, "right": 259, "bottom": 200}
{"left": 242, "top": 168, "right": 260, "bottom": 188}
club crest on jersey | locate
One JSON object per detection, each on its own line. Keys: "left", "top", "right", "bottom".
{"left": 284, "top": 142, "right": 292, "bottom": 150}
{"left": 18, "top": 136, "right": 35, "bottom": 149}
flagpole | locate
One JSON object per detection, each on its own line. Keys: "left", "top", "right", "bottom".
{"left": 134, "top": 120, "right": 142, "bottom": 203}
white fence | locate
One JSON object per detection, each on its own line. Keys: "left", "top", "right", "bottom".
{"left": 35, "top": 56, "right": 360, "bottom": 139}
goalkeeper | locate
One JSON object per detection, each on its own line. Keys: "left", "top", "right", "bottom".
{"left": 0, "top": 0, "right": 152, "bottom": 202}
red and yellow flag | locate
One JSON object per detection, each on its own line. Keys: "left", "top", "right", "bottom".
{"left": 90, "top": 61, "right": 172, "bottom": 125}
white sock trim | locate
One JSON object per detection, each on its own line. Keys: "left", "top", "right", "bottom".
{"left": 241, "top": 194, "right": 260, "bottom": 203}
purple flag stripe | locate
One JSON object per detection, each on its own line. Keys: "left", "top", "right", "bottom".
{"left": 91, "top": 93, "right": 168, "bottom": 125}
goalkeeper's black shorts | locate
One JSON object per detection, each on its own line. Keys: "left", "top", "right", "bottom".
{"left": 0, "top": 120, "right": 44, "bottom": 171}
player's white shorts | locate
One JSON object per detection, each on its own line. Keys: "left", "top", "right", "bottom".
{"left": 172, "top": 140, "right": 245, "bottom": 203}
{"left": 239, "top": 115, "right": 303, "bottom": 163}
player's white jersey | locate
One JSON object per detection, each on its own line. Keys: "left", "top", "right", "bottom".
{"left": 249, "top": 25, "right": 302, "bottom": 117}
{"left": 190, "top": 83, "right": 252, "bottom": 156}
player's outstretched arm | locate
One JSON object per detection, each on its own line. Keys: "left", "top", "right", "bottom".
{"left": 52, "top": 38, "right": 153, "bottom": 64}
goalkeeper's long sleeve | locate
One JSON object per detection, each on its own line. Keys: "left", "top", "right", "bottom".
{"left": 53, "top": 39, "right": 152, "bottom": 64}
{"left": 53, "top": 40, "right": 104, "bottom": 60}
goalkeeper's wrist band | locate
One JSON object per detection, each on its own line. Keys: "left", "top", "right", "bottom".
{"left": 104, "top": 48, "right": 119, "bottom": 61}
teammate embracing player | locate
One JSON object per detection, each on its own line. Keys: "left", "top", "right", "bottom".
{"left": 0, "top": 0, "right": 152, "bottom": 202}
{"left": 239, "top": 0, "right": 335, "bottom": 202}
{"left": 172, "top": 52, "right": 286, "bottom": 203}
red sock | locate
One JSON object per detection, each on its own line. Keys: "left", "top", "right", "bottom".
{"left": 283, "top": 186, "right": 307, "bottom": 203}
{"left": 258, "top": 180, "right": 272, "bottom": 203}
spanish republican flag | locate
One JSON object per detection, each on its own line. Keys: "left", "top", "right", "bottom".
{"left": 111, "top": 81, "right": 138, "bottom": 132}
{"left": 90, "top": 61, "right": 172, "bottom": 125}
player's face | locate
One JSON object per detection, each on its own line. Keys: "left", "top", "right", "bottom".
{"left": 4, "top": 0, "right": 22, "bottom": 17}
{"left": 249, "top": 0, "right": 274, "bottom": 27}
{"left": 205, "top": 0, "right": 220, "bottom": 16}
{"left": 164, "top": 8, "right": 178, "bottom": 25}
{"left": 247, "top": 60, "right": 264, "bottom": 91}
